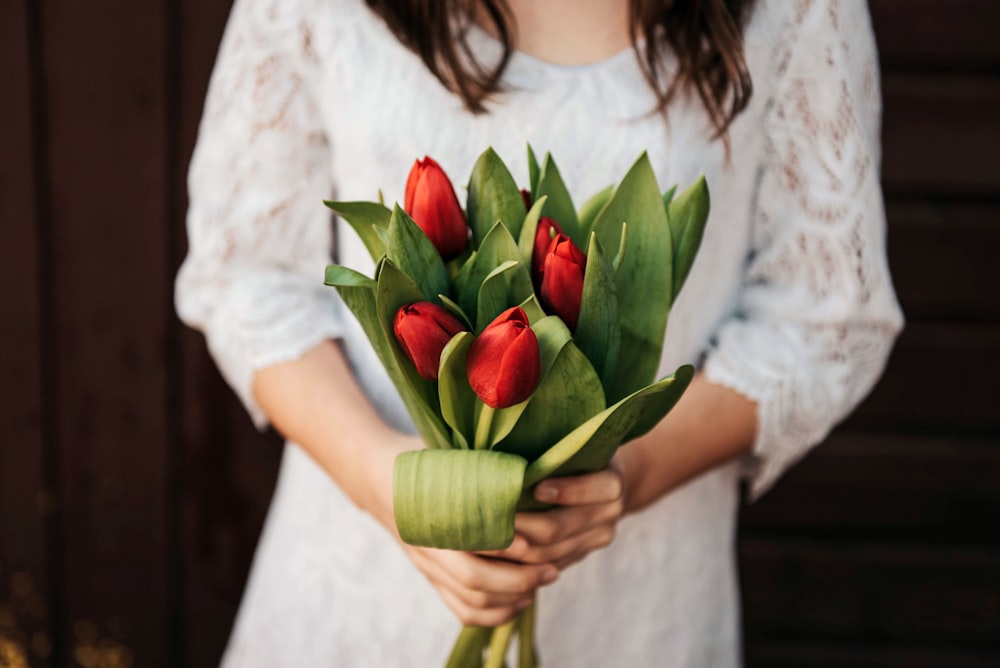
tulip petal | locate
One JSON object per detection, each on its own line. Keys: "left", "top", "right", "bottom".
{"left": 576, "top": 233, "right": 621, "bottom": 389}
{"left": 375, "top": 260, "right": 451, "bottom": 448}
{"left": 467, "top": 148, "right": 526, "bottom": 243}
{"left": 534, "top": 153, "right": 582, "bottom": 248}
{"left": 523, "top": 365, "right": 694, "bottom": 487}
{"left": 386, "top": 205, "right": 451, "bottom": 302}
{"left": 325, "top": 263, "right": 450, "bottom": 449}
{"left": 590, "top": 153, "right": 674, "bottom": 402}
{"left": 578, "top": 184, "right": 614, "bottom": 241}
{"left": 668, "top": 176, "right": 710, "bottom": 302}
{"left": 324, "top": 200, "right": 391, "bottom": 263}
{"left": 393, "top": 449, "right": 527, "bottom": 550}
{"left": 438, "top": 332, "right": 477, "bottom": 449}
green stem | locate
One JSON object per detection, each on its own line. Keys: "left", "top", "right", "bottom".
{"left": 483, "top": 618, "right": 517, "bottom": 668}
{"left": 446, "top": 625, "right": 491, "bottom": 668}
{"left": 474, "top": 402, "right": 496, "bottom": 450}
{"left": 517, "top": 600, "right": 537, "bottom": 668}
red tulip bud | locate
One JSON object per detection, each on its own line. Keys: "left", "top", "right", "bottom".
{"left": 532, "top": 216, "right": 564, "bottom": 283}
{"left": 394, "top": 302, "right": 469, "bottom": 381}
{"left": 466, "top": 307, "right": 541, "bottom": 408}
{"left": 520, "top": 189, "right": 533, "bottom": 211}
{"left": 404, "top": 156, "right": 469, "bottom": 260}
{"left": 540, "top": 233, "right": 587, "bottom": 330}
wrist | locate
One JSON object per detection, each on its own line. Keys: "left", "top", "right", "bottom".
{"left": 614, "top": 439, "right": 651, "bottom": 515}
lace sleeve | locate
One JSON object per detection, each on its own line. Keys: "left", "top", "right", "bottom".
{"left": 175, "top": 0, "right": 343, "bottom": 429}
{"left": 702, "top": 0, "right": 904, "bottom": 499}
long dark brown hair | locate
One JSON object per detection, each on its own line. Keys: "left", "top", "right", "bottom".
{"left": 366, "top": 0, "right": 756, "bottom": 138}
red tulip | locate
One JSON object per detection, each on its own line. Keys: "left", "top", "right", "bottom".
{"left": 466, "top": 307, "right": 541, "bottom": 408}
{"left": 540, "top": 233, "right": 587, "bottom": 330}
{"left": 520, "top": 188, "right": 533, "bottom": 211}
{"left": 532, "top": 216, "right": 564, "bottom": 282}
{"left": 394, "top": 302, "right": 469, "bottom": 381}
{"left": 404, "top": 156, "right": 469, "bottom": 260}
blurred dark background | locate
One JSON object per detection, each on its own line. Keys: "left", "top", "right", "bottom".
{"left": 1, "top": 1, "right": 998, "bottom": 666}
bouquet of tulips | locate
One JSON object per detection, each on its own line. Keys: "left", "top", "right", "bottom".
{"left": 323, "top": 147, "right": 708, "bottom": 667}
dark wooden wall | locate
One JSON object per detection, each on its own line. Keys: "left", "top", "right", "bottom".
{"left": 0, "top": 1, "right": 997, "bottom": 666}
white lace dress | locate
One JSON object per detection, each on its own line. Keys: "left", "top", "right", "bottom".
{"left": 175, "top": 0, "right": 904, "bottom": 665}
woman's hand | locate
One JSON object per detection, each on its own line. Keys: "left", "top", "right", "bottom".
{"left": 491, "top": 456, "right": 630, "bottom": 570}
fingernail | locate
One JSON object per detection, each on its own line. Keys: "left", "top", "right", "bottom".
{"left": 541, "top": 567, "right": 559, "bottom": 584}
{"left": 535, "top": 484, "right": 558, "bottom": 502}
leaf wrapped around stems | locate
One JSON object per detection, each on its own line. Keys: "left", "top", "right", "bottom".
{"left": 394, "top": 449, "right": 527, "bottom": 550}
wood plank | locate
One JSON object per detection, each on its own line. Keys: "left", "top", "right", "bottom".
{"left": 846, "top": 321, "right": 1000, "bottom": 431}
{"left": 870, "top": 0, "right": 1000, "bottom": 70}
{"left": 886, "top": 199, "right": 1000, "bottom": 321}
{"left": 739, "top": 538, "right": 1000, "bottom": 646}
{"left": 746, "top": 640, "right": 1000, "bottom": 668}
{"left": 0, "top": 0, "right": 51, "bottom": 665}
{"left": 39, "top": 1, "right": 171, "bottom": 663}
{"left": 169, "top": 1, "right": 284, "bottom": 665}
{"left": 741, "top": 432, "right": 1000, "bottom": 541}
{"left": 881, "top": 73, "right": 1000, "bottom": 196}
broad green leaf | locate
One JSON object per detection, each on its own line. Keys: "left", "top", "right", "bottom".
{"left": 324, "top": 200, "right": 391, "bottom": 263}
{"left": 524, "top": 367, "right": 692, "bottom": 486}
{"left": 527, "top": 144, "right": 541, "bottom": 198}
{"left": 438, "top": 332, "right": 477, "bottom": 449}
{"left": 394, "top": 449, "right": 527, "bottom": 550}
{"left": 518, "top": 294, "right": 546, "bottom": 324}
{"left": 495, "top": 320, "right": 605, "bottom": 462}
{"left": 591, "top": 153, "right": 673, "bottom": 402}
{"left": 625, "top": 364, "right": 694, "bottom": 441}
{"left": 535, "top": 153, "right": 581, "bottom": 246}
{"left": 454, "top": 221, "right": 524, "bottom": 323}
{"left": 661, "top": 185, "right": 677, "bottom": 209}
{"left": 438, "top": 293, "right": 474, "bottom": 331}
{"left": 517, "top": 196, "right": 548, "bottom": 269}
{"left": 578, "top": 184, "right": 614, "bottom": 241}
{"left": 668, "top": 176, "right": 710, "bottom": 301}
{"left": 476, "top": 260, "right": 533, "bottom": 331}
{"left": 375, "top": 261, "right": 451, "bottom": 449}
{"left": 575, "top": 233, "right": 620, "bottom": 390}
{"left": 467, "top": 148, "right": 526, "bottom": 243}
{"left": 386, "top": 204, "right": 451, "bottom": 302}
{"left": 325, "top": 263, "right": 449, "bottom": 450}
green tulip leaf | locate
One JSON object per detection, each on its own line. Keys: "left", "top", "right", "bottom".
{"left": 375, "top": 260, "right": 451, "bottom": 449}
{"left": 476, "top": 260, "right": 533, "bottom": 332}
{"left": 517, "top": 196, "right": 548, "bottom": 268}
{"left": 524, "top": 367, "right": 692, "bottom": 486}
{"left": 324, "top": 200, "right": 392, "bottom": 263}
{"left": 578, "top": 184, "right": 614, "bottom": 241}
{"left": 535, "top": 153, "right": 581, "bottom": 246}
{"left": 394, "top": 449, "right": 527, "bottom": 550}
{"left": 668, "top": 176, "right": 710, "bottom": 301}
{"left": 518, "top": 294, "right": 547, "bottom": 324}
{"left": 662, "top": 185, "right": 677, "bottom": 209}
{"left": 576, "top": 233, "right": 620, "bottom": 389}
{"left": 495, "top": 318, "right": 605, "bottom": 462}
{"left": 527, "top": 144, "right": 541, "bottom": 198}
{"left": 386, "top": 204, "right": 451, "bottom": 302}
{"left": 455, "top": 221, "right": 525, "bottom": 323}
{"left": 625, "top": 364, "right": 695, "bottom": 441}
{"left": 612, "top": 222, "right": 628, "bottom": 274}
{"left": 438, "top": 332, "right": 477, "bottom": 449}
{"left": 591, "top": 152, "right": 673, "bottom": 402}
{"left": 325, "top": 262, "right": 450, "bottom": 450}
{"left": 468, "top": 147, "right": 526, "bottom": 243}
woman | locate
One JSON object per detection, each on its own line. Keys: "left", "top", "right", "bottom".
{"left": 176, "top": 0, "right": 903, "bottom": 665}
